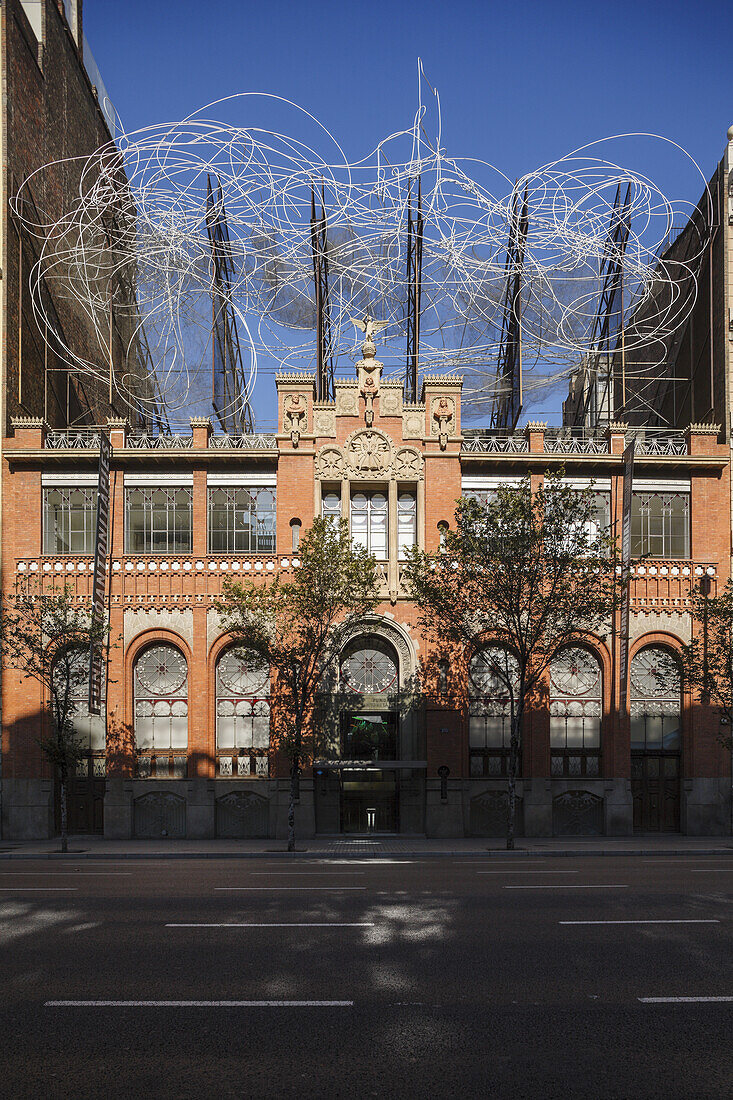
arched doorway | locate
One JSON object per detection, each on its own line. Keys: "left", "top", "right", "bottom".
{"left": 134, "top": 643, "right": 189, "bottom": 779}
{"left": 317, "top": 634, "right": 401, "bottom": 834}
{"left": 630, "top": 646, "right": 682, "bottom": 832}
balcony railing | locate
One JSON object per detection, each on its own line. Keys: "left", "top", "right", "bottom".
{"left": 625, "top": 429, "right": 687, "bottom": 456}
{"left": 543, "top": 427, "right": 608, "bottom": 454}
{"left": 127, "top": 432, "right": 193, "bottom": 449}
{"left": 210, "top": 434, "right": 278, "bottom": 450}
{"left": 462, "top": 431, "right": 529, "bottom": 454}
{"left": 46, "top": 430, "right": 102, "bottom": 449}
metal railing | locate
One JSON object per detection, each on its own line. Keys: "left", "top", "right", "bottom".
{"left": 45, "top": 430, "right": 101, "bottom": 450}
{"left": 127, "top": 432, "right": 193, "bottom": 450}
{"left": 625, "top": 428, "right": 687, "bottom": 456}
{"left": 543, "top": 427, "right": 608, "bottom": 454}
{"left": 462, "top": 431, "right": 528, "bottom": 454}
{"left": 210, "top": 433, "right": 278, "bottom": 450}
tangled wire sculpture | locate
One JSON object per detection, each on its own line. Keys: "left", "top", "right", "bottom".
{"left": 13, "top": 75, "right": 713, "bottom": 429}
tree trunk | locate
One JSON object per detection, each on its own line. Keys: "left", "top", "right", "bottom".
{"left": 506, "top": 705, "right": 523, "bottom": 851}
{"left": 287, "top": 754, "right": 299, "bottom": 853}
{"left": 59, "top": 770, "right": 68, "bottom": 855}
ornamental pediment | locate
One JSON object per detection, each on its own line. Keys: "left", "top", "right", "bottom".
{"left": 314, "top": 429, "right": 423, "bottom": 481}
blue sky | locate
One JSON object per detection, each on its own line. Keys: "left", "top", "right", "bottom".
{"left": 83, "top": 0, "right": 732, "bottom": 427}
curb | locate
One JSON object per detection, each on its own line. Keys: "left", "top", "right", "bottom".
{"left": 0, "top": 847, "right": 732, "bottom": 860}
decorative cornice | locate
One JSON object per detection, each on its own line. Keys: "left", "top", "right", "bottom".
{"left": 421, "top": 374, "right": 463, "bottom": 386}
{"left": 275, "top": 373, "right": 317, "bottom": 386}
{"left": 606, "top": 421, "right": 628, "bottom": 432}
{"left": 687, "top": 422, "right": 720, "bottom": 434}
{"left": 106, "top": 417, "right": 129, "bottom": 429}
{"left": 524, "top": 421, "right": 547, "bottom": 431}
{"left": 11, "top": 417, "right": 46, "bottom": 429}
{"left": 189, "top": 417, "right": 211, "bottom": 427}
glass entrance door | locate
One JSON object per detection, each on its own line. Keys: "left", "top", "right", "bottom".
{"left": 341, "top": 769, "right": 399, "bottom": 833}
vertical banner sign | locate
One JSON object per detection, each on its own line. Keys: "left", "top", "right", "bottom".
{"left": 88, "top": 431, "right": 111, "bottom": 714}
{"left": 618, "top": 438, "right": 635, "bottom": 713}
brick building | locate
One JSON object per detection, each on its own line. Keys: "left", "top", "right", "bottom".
{"left": 2, "top": 333, "right": 731, "bottom": 839}
{"left": 0, "top": 4, "right": 732, "bottom": 840}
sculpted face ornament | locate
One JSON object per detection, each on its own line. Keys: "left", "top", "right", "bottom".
{"left": 285, "top": 393, "right": 306, "bottom": 447}
{"left": 433, "top": 395, "right": 454, "bottom": 450}
{"left": 352, "top": 314, "right": 387, "bottom": 425}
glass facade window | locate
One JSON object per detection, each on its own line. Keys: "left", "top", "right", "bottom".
{"left": 43, "top": 487, "right": 97, "bottom": 554}
{"left": 134, "top": 645, "right": 188, "bottom": 775}
{"left": 322, "top": 490, "right": 341, "bottom": 525}
{"left": 216, "top": 648, "right": 270, "bottom": 777}
{"left": 351, "top": 491, "right": 387, "bottom": 558}
{"left": 208, "top": 487, "right": 275, "bottom": 553}
{"left": 126, "top": 487, "right": 192, "bottom": 553}
{"left": 52, "top": 647, "right": 105, "bottom": 753}
{"left": 631, "top": 492, "right": 689, "bottom": 559}
{"left": 630, "top": 647, "right": 681, "bottom": 751}
{"left": 550, "top": 647, "right": 602, "bottom": 777}
{"left": 397, "top": 493, "right": 417, "bottom": 560}
{"left": 469, "top": 647, "right": 520, "bottom": 778}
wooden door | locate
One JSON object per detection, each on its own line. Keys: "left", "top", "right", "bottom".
{"left": 632, "top": 754, "right": 680, "bottom": 832}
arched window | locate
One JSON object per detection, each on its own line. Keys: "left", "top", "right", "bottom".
{"left": 339, "top": 636, "right": 399, "bottom": 761}
{"left": 469, "top": 647, "right": 520, "bottom": 778}
{"left": 340, "top": 636, "right": 398, "bottom": 695}
{"left": 216, "top": 648, "right": 270, "bottom": 778}
{"left": 550, "top": 647, "right": 602, "bottom": 777}
{"left": 52, "top": 647, "right": 106, "bottom": 777}
{"left": 134, "top": 644, "right": 188, "bottom": 779}
{"left": 630, "top": 647, "right": 681, "bottom": 752}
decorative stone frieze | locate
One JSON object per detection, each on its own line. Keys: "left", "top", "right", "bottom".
{"left": 402, "top": 406, "right": 425, "bottom": 440}
{"left": 313, "top": 405, "right": 336, "bottom": 437}
{"left": 335, "top": 384, "right": 359, "bottom": 417}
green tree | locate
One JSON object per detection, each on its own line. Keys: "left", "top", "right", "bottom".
{"left": 682, "top": 578, "right": 733, "bottom": 750}
{"left": 404, "top": 472, "right": 621, "bottom": 849}
{"left": 217, "top": 517, "right": 379, "bottom": 851}
{"left": 0, "top": 582, "right": 112, "bottom": 853}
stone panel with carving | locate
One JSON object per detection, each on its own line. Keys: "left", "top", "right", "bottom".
{"left": 380, "top": 386, "right": 403, "bottom": 417}
{"left": 345, "top": 429, "right": 393, "bottom": 477}
{"left": 335, "top": 387, "right": 359, "bottom": 417}
{"left": 315, "top": 446, "right": 346, "bottom": 480}
{"left": 393, "top": 446, "right": 424, "bottom": 480}
{"left": 313, "top": 407, "right": 336, "bottom": 437}
{"left": 402, "top": 409, "right": 425, "bottom": 440}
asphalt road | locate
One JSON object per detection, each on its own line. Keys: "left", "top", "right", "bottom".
{"left": 1, "top": 855, "right": 732, "bottom": 1099}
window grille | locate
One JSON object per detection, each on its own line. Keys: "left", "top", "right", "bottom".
{"left": 125, "top": 488, "right": 192, "bottom": 553}
{"left": 351, "top": 491, "right": 387, "bottom": 558}
{"left": 631, "top": 492, "right": 689, "bottom": 559}
{"left": 43, "top": 487, "right": 97, "bottom": 554}
{"left": 630, "top": 647, "right": 681, "bottom": 751}
{"left": 134, "top": 644, "right": 188, "bottom": 776}
{"left": 215, "top": 648, "right": 270, "bottom": 777}
{"left": 550, "top": 647, "right": 602, "bottom": 777}
{"left": 469, "top": 647, "right": 520, "bottom": 778}
{"left": 208, "top": 487, "right": 275, "bottom": 553}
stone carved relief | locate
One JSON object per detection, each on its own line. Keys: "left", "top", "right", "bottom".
{"left": 345, "top": 429, "right": 392, "bottom": 476}
{"left": 283, "top": 392, "right": 307, "bottom": 446}
{"left": 380, "top": 386, "right": 403, "bottom": 417}
{"left": 335, "top": 387, "right": 359, "bottom": 417}
{"left": 402, "top": 410, "right": 425, "bottom": 439}
{"left": 393, "top": 447, "right": 424, "bottom": 480}
{"left": 315, "top": 446, "right": 346, "bottom": 480}
{"left": 431, "top": 395, "right": 455, "bottom": 449}
{"left": 313, "top": 407, "right": 336, "bottom": 437}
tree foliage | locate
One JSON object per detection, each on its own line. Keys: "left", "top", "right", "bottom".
{"left": 0, "top": 582, "right": 112, "bottom": 853}
{"left": 404, "top": 473, "right": 621, "bottom": 847}
{"left": 216, "top": 517, "right": 379, "bottom": 850}
{"left": 682, "top": 579, "right": 733, "bottom": 751}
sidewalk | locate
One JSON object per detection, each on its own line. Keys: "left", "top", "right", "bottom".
{"left": 1, "top": 835, "right": 733, "bottom": 859}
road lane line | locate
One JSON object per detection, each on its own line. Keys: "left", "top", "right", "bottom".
{"left": 639, "top": 997, "right": 733, "bottom": 1003}
{"left": 0, "top": 887, "right": 77, "bottom": 891}
{"left": 690, "top": 868, "right": 733, "bottom": 872}
{"left": 45, "top": 1000, "right": 354, "bottom": 1007}
{"left": 165, "top": 922, "right": 375, "bottom": 927}
{"left": 477, "top": 870, "right": 579, "bottom": 875}
{"left": 560, "top": 919, "right": 721, "bottom": 925}
{"left": 503, "top": 884, "right": 628, "bottom": 890}
{"left": 248, "top": 872, "right": 366, "bottom": 876}
{"left": 215, "top": 886, "right": 366, "bottom": 891}
{"left": 0, "top": 872, "right": 132, "bottom": 876}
